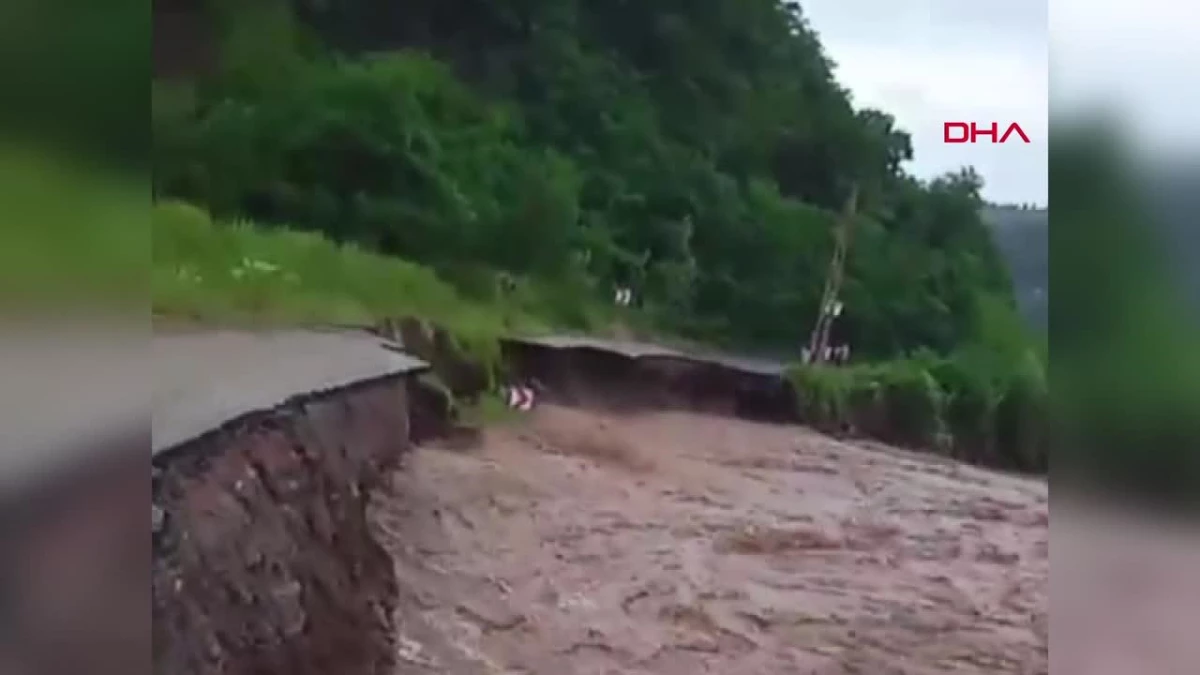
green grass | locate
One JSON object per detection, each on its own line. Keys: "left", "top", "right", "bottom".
{"left": 152, "top": 200, "right": 549, "bottom": 342}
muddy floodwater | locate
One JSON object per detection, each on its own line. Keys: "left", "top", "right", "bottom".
{"left": 372, "top": 406, "right": 1048, "bottom": 674}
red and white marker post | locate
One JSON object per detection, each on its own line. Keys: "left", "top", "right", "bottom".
{"left": 504, "top": 384, "right": 536, "bottom": 411}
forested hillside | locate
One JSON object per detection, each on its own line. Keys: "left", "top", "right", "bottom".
{"left": 155, "top": 0, "right": 1024, "bottom": 358}
{"left": 152, "top": 0, "right": 1048, "bottom": 471}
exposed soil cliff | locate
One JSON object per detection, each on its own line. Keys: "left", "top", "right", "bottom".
{"left": 152, "top": 380, "right": 411, "bottom": 675}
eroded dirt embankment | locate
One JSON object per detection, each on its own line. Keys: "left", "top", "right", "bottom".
{"left": 501, "top": 340, "right": 797, "bottom": 423}
{"left": 374, "top": 405, "right": 1049, "bottom": 674}
{"left": 152, "top": 379, "right": 413, "bottom": 675}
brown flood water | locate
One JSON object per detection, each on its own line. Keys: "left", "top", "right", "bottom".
{"left": 372, "top": 406, "right": 1048, "bottom": 674}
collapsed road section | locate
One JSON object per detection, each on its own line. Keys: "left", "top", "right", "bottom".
{"left": 501, "top": 334, "right": 798, "bottom": 423}
{"left": 151, "top": 329, "right": 427, "bottom": 675}
{"left": 145, "top": 325, "right": 819, "bottom": 675}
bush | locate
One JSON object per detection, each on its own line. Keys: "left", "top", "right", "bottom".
{"left": 872, "top": 360, "right": 947, "bottom": 449}
{"left": 994, "top": 349, "right": 1049, "bottom": 471}
{"left": 927, "top": 351, "right": 1005, "bottom": 463}
{"left": 788, "top": 364, "right": 881, "bottom": 432}
{"left": 788, "top": 360, "right": 944, "bottom": 449}
{"left": 156, "top": 53, "right": 583, "bottom": 281}
{"left": 789, "top": 348, "right": 1049, "bottom": 472}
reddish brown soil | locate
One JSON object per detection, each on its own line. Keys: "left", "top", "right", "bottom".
{"left": 373, "top": 406, "right": 1048, "bottom": 674}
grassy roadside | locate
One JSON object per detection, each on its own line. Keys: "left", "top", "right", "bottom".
{"left": 155, "top": 201, "right": 511, "bottom": 328}
{"left": 153, "top": 200, "right": 576, "bottom": 371}
{"left": 153, "top": 201, "right": 585, "bottom": 431}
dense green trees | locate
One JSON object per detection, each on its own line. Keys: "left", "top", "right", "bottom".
{"left": 151, "top": 0, "right": 1051, "bottom": 471}
{"left": 155, "top": 0, "right": 1025, "bottom": 359}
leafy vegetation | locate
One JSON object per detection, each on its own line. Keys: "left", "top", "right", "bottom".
{"left": 152, "top": 0, "right": 1047, "bottom": 468}
{"left": 788, "top": 346, "right": 1048, "bottom": 473}
{"left": 153, "top": 199, "right": 599, "bottom": 367}
{"left": 155, "top": 200, "right": 488, "bottom": 325}
{"left": 155, "top": 0, "right": 1022, "bottom": 353}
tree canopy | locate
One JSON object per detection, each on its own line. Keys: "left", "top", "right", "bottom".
{"left": 154, "top": 0, "right": 1021, "bottom": 356}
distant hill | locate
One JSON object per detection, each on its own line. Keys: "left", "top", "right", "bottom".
{"left": 983, "top": 205, "right": 1047, "bottom": 330}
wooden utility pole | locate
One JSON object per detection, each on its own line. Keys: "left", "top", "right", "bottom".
{"left": 805, "top": 183, "right": 859, "bottom": 365}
